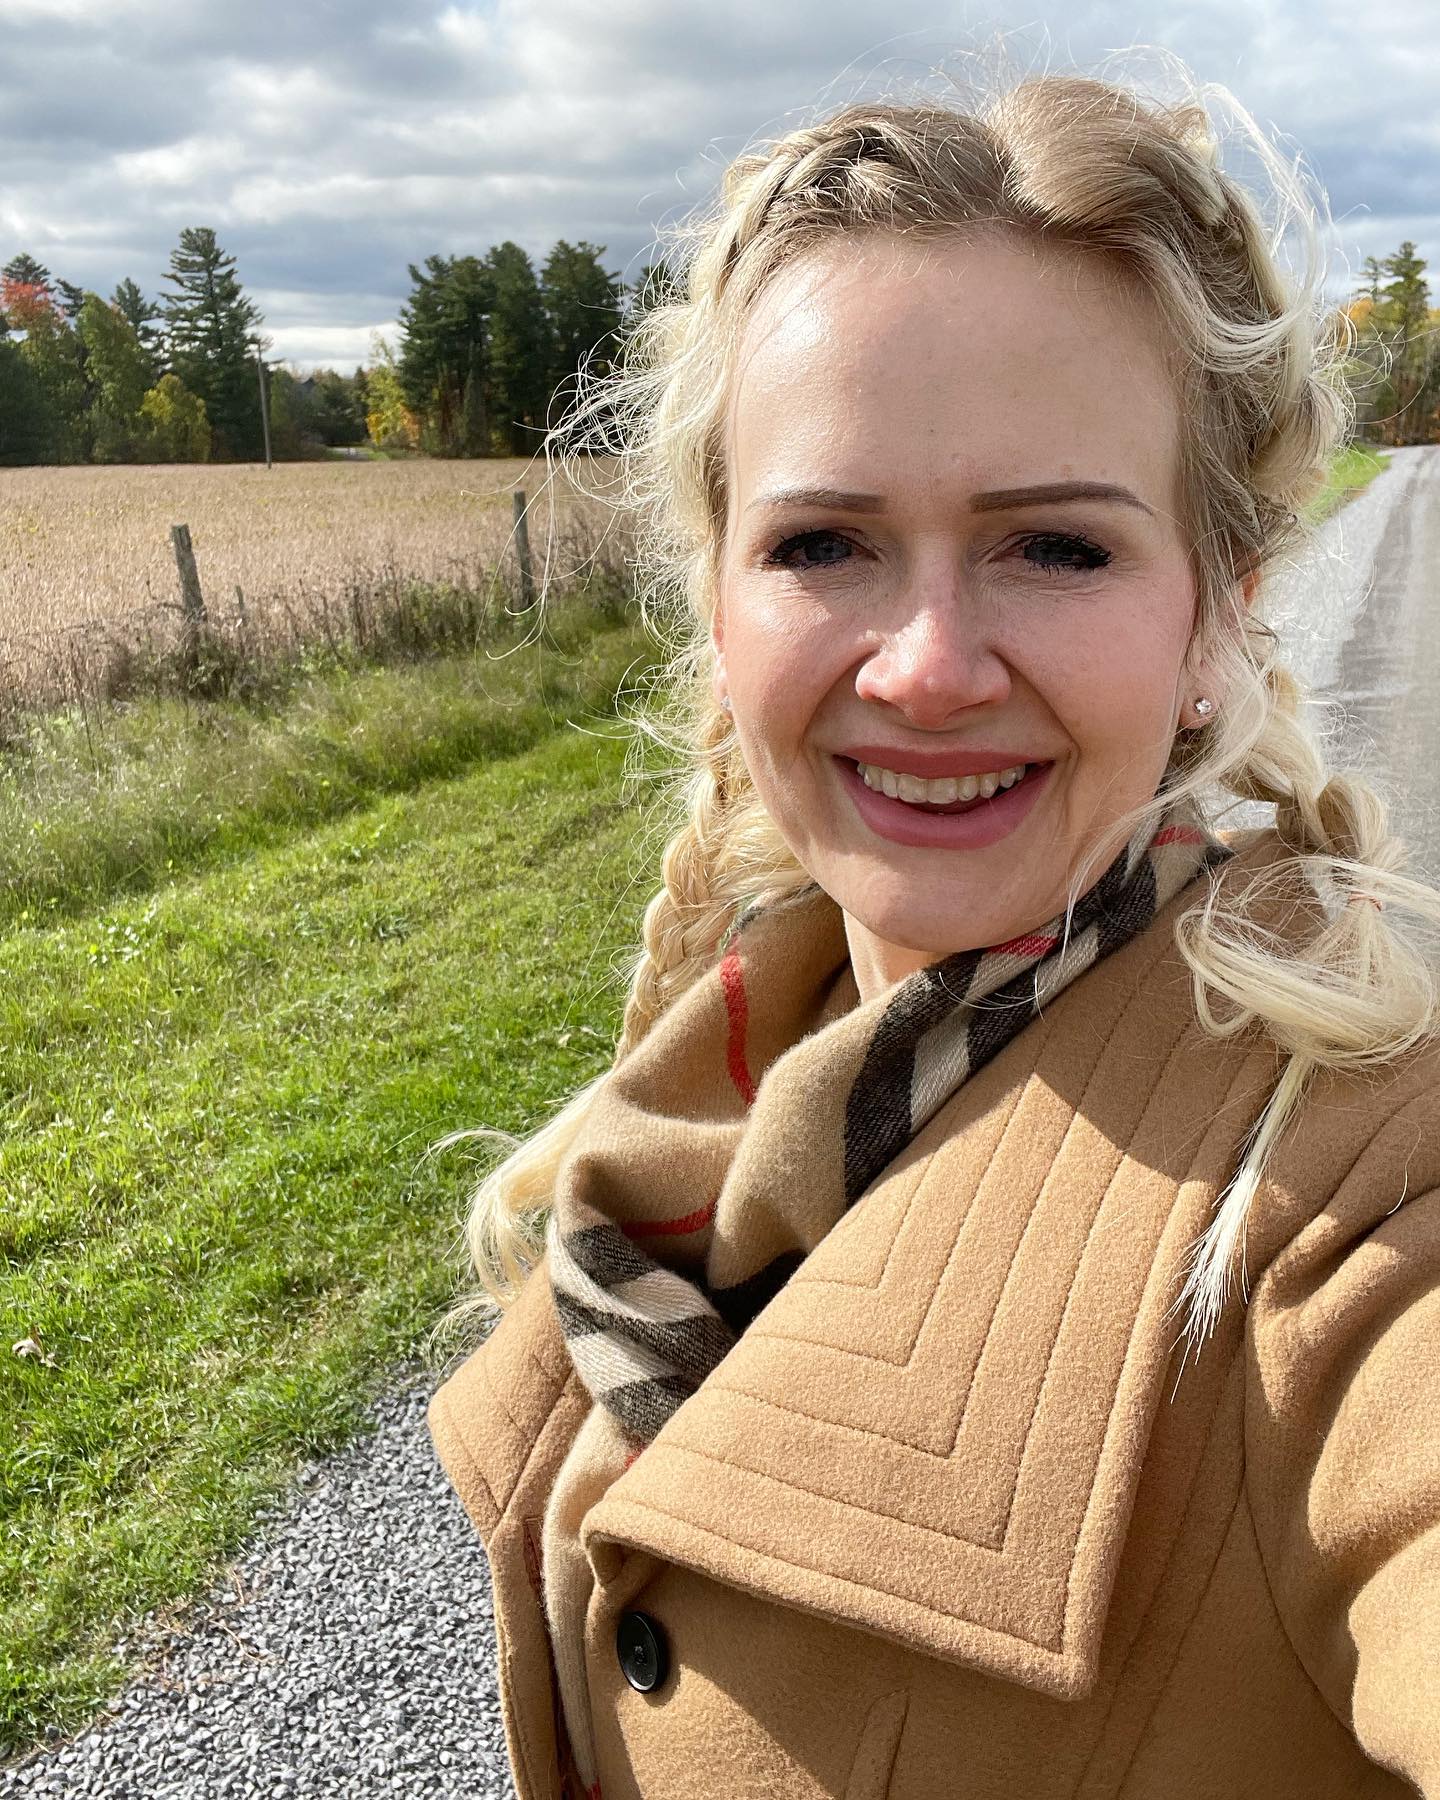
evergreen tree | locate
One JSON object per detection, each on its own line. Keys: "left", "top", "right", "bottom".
{"left": 111, "top": 277, "right": 164, "bottom": 382}
{"left": 0, "top": 335, "right": 58, "bottom": 464}
{"left": 2, "top": 252, "right": 51, "bottom": 289}
{"left": 55, "top": 279, "right": 86, "bottom": 321}
{"left": 484, "top": 241, "right": 553, "bottom": 456}
{"left": 1351, "top": 242, "right": 1440, "bottom": 444}
{"left": 79, "top": 292, "right": 154, "bottom": 461}
{"left": 627, "top": 259, "right": 683, "bottom": 320}
{"left": 398, "top": 253, "right": 492, "bottom": 456}
{"left": 160, "top": 226, "right": 266, "bottom": 459}
{"left": 541, "top": 239, "right": 623, "bottom": 420}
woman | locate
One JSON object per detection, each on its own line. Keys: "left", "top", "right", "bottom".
{"left": 428, "top": 64, "right": 1440, "bottom": 1800}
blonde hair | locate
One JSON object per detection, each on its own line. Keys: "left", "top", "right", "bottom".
{"left": 434, "top": 51, "right": 1440, "bottom": 1369}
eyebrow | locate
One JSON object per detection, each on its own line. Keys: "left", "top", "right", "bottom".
{"left": 745, "top": 480, "right": 1155, "bottom": 517}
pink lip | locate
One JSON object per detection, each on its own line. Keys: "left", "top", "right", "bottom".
{"left": 834, "top": 754, "right": 1053, "bottom": 850}
{"left": 838, "top": 743, "right": 1051, "bottom": 779}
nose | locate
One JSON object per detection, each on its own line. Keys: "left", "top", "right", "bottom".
{"left": 853, "top": 582, "right": 1012, "bottom": 730}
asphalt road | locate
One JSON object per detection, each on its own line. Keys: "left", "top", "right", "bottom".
{"left": 2, "top": 447, "right": 1435, "bottom": 1798}
{"left": 1325, "top": 446, "right": 1440, "bottom": 881}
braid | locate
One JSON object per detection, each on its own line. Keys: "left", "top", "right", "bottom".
{"left": 614, "top": 703, "right": 751, "bottom": 1060}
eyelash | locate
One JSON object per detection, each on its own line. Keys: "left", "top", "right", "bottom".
{"left": 762, "top": 528, "right": 1114, "bottom": 577}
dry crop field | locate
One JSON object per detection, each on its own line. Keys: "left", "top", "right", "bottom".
{"left": 0, "top": 456, "right": 608, "bottom": 626}
{"left": 0, "top": 456, "right": 621, "bottom": 705}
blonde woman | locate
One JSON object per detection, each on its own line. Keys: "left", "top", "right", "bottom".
{"left": 427, "top": 59, "right": 1440, "bottom": 1800}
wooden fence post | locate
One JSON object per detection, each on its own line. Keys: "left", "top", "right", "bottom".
{"left": 170, "top": 523, "right": 206, "bottom": 669}
{"left": 511, "top": 489, "right": 535, "bottom": 611}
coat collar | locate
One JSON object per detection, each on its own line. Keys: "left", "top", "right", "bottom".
{"left": 580, "top": 829, "right": 1308, "bottom": 1697}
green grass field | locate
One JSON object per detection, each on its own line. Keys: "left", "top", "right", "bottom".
{"left": 0, "top": 617, "right": 668, "bottom": 1759}
{"left": 1306, "top": 441, "right": 1391, "bottom": 521}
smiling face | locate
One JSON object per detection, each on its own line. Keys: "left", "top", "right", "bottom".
{"left": 712, "top": 231, "right": 1236, "bottom": 1001}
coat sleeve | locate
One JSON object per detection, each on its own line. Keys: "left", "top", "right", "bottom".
{"left": 428, "top": 1251, "right": 595, "bottom": 1800}
{"left": 1246, "top": 1119, "right": 1440, "bottom": 1796}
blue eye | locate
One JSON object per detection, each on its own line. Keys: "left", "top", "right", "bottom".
{"left": 762, "top": 527, "right": 1113, "bottom": 575}
{"left": 1020, "top": 532, "right": 1112, "bottom": 574}
{"left": 764, "top": 529, "right": 854, "bottom": 569}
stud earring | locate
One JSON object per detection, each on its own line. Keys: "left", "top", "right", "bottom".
{"left": 720, "top": 694, "right": 733, "bottom": 714}
{"left": 1193, "top": 697, "right": 1214, "bottom": 718}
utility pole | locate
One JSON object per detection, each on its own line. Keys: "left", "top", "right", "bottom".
{"left": 256, "top": 348, "right": 273, "bottom": 470}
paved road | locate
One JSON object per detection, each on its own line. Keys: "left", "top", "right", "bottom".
{"left": 2, "top": 448, "right": 1435, "bottom": 1798}
{"left": 1324, "top": 446, "right": 1440, "bottom": 881}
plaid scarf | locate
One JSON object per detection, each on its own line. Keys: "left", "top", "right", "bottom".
{"left": 547, "top": 799, "right": 1232, "bottom": 1451}
{"left": 538, "top": 795, "right": 1231, "bottom": 1797}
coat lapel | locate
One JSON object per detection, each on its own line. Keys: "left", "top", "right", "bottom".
{"left": 581, "top": 833, "right": 1299, "bottom": 1698}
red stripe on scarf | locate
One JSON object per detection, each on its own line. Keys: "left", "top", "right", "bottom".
{"left": 994, "top": 931, "right": 1059, "bottom": 958}
{"left": 621, "top": 1199, "right": 715, "bottom": 1238}
{"left": 1153, "top": 823, "right": 1206, "bottom": 846}
{"left": 720, "top": 941, "right": 757, "bottom": 1106}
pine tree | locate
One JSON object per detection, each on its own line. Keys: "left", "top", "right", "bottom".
{"left": 55, "top": 279, "right": 86, "bottom": 322}
{"left": 485, "top": 241, "right": 554, "bottom": 456}
{"left": 541, "top": 240, "right": 623, "bottom": 422}
{"left": 398, "top": 254, "right": 492, "bottom": 456}
{"left": 161, "top": 227, "right": 265, "bottom": 459}
{"left": 111, "top": 277, "right": 164, "bottom": 382}
{"left": 2, "top": 253, "right": 51, "bottom": 289}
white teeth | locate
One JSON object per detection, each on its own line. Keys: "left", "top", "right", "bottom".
{"left": 857, "top": 760, "right": 1030, "bottom": 804}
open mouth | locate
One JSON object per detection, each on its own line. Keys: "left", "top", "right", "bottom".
{"left": 845, "top": 759, "right": 1051, "bottom": 814}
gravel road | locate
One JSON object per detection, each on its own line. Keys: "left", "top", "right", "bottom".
{"left": 0, "top": 1373, "right": 516, "bottom": 1799}
{"left": 2, "top": 447, "right": 1429, "bottom": 1799}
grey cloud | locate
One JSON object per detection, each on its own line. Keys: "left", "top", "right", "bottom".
{"left": 0, "top": 0, "right": 1435, "bottom": 368}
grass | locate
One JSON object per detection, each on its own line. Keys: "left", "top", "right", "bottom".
{"left": 0, "top": 596, "right": 650, "bottom": 926}
{"left": 1306, "top": 440, "right": 1392, "bottom": 521}
{"left": 0, "top": 631, "right": 674, "bottom": 1762}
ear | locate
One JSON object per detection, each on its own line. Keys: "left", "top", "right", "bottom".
{"left": 1180, "top": 565, "right": 1261, "bottom": 728}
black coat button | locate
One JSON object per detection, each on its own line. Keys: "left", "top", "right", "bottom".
{"left": 616, "top": 1610, "right": 669, "bottom": 1693}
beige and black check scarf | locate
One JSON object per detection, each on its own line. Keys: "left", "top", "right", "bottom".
{"left": 549, "top": 799, "right": 1231, "bottom": 1447}
{"left": 538, "top": 793, "right": 1231, "bottom": 1798}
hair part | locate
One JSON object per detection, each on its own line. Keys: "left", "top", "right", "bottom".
{"left": 430, "top": 49, "right": 1440, "bottom": 1376}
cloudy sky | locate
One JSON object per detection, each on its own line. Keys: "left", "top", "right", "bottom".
{"left": 1, "top": 0, "right": 1435, "bottom": 370}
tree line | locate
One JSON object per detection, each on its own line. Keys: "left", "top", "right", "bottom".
{"left": 0, "top": 229, "right": 669, "bottom": 468}
{"left": 1343, "top": 242, "right": 1440, "bottom": 446}
{"left": 1, "top": 229, "right": 1436, "bottom": 467}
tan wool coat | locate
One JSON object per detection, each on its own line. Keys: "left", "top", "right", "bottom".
{"left": 428, "top": 828, "right": 1440, "bottom": 1799}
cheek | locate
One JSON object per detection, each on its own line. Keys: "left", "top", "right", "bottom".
{"left": 1044, "top": 594, "right": 1191, "bottom": 744}
{"left": 723, "top": 587, "right": 851, "bottom": 706}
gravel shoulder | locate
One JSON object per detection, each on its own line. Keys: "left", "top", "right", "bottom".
{"left": 1, "top": 1372, "right": 515, "bottom": 1799}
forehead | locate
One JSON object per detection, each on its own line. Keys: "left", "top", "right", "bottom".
{"left": 724, "top": 233, "right": 1180, "bottom": 518}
